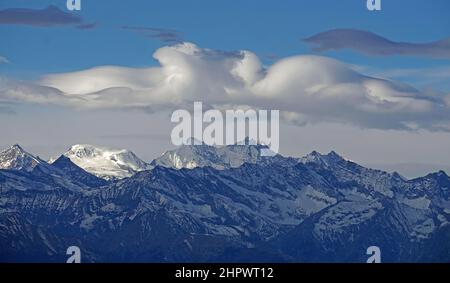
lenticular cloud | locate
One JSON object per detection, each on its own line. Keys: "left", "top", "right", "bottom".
{"left": 1, "top": 42, "right": 450, "bottom": 131}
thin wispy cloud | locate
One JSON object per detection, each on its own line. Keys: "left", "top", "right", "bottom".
{"left": 0, "top": 56, "right": 9, "bottom": 64}
{"left": 76, "top": 22, "right": 99, "bottom": 30}
{"left": 380, "top": 67, "right": 450, "bottom": 81}
{"left": 0, "top": 5, "right": 96, "bottom": 29}
{"left": 351, "top": 64, "right": 450, "bottom": 91}
{"left": 121, "top": 26, "right": 183, "bottom": 43}
{"left": 304, "top": 29, "right": 450, "bottom": 59}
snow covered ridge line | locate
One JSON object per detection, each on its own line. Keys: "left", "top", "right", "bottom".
{"left": 1, "top": 142, "right": 449, "bottom": 181}
{"left": 171, "top": 102, "right": 279, "bottom": 156}
{"left": 0, "top": 143, "right": 151, "bottom": 181}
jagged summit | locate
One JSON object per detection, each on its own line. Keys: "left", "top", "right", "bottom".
{"left": 0, "top": 144, "right": 45, "bottom": 172}
{"left": 11, "top": 144, "right": 23, "bottom": 151}
{"left": 300, "top": 150, "right": 346, "bottom": 166}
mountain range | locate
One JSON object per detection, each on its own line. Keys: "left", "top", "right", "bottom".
{"left": 1, "top": 142, "right": 449, "bottom": 262}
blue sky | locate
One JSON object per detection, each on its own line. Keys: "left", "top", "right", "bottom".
{"left": 1, "top": 0, "right": 449, "bottom": 86}
{"left": 1, "top": 0, "right": 450, "bottom": 178}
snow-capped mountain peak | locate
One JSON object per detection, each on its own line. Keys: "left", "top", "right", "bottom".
{"left": 59, "top": 144, "right": 152, "bottom": 180}
{"left": 151, "top": 139, "right": 272, "bottom": 170}
{"left": 0, "top": 144, "right": 45, "bottom": 172}
{"left": 67, "top": 144, "right": 100, "bottom": 159}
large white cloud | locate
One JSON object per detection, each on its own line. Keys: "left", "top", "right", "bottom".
{"left": 1, "top": 42, "right": 450, "bottom": 130}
